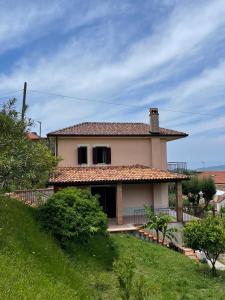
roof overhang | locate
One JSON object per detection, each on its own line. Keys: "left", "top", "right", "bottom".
{"left": 48, "top": 165, "right": 189, "bottom": 186}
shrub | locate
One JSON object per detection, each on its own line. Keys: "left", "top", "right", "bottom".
{"left": 37, "top": 187, "right": 107, "bottom": 245}
{"left": 184, "top": 216, "right": 225, "bottom": 276}
{"left": 144, "top": 206, "right": 177, "bottom": 243}
{"left": 113, "top": 256, "right": 135, "bottom": 300}
{"left": 113, "top": 256, "right": 151, "bottom": 300}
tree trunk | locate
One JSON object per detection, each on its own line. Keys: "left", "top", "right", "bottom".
{"left": 211, "top": 261, "right": 217, "bottom": 276}
{"left": 156, "top": 230, "right": 159, "bottom": 243}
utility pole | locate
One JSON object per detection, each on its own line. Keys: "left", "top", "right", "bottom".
{"left": 37, "top": 121, "right": 42, "bottom": 137}
{"left": 21, "top": 81, "right": 27, "bottom": 120}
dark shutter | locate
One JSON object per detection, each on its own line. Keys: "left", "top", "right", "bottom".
{"left": 78, "top": 147, "right": 82, "bottom": 164}
{"left": 106, "top": 147, "right": 111, "bottom": 164}
{"left": 78, "top": 146, "right": 87, "bottom": 164}
{"left": 93, "top": 147, "right": 97, "bottom": 164}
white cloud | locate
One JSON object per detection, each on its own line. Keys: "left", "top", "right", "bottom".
{"left": 1, "top": 0, "right": 225, "bottom": 167}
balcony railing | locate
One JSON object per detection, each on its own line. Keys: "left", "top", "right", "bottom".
{"left": 168, "top": 162, "right": 187, "bottom": 173}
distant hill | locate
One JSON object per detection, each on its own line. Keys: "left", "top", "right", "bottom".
{"left": 197, "top": 165, "right": 225, "bottom": 171}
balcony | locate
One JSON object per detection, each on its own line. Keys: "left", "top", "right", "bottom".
{"left": 168, "top": 162, "right": 187, "bottom": 174}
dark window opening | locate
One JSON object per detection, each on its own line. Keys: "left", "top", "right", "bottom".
{"left": 93, "top": 147, "right": 111, "bottom": 164}
{"left": 78, "top": 146, "right": 87, "bottom": 164}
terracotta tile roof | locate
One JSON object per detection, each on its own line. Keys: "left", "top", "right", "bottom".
{"left": 49, "top": 165, "right": 188, "bottom": 185}
{"left": 47, "top": 122, "right": 187, "bottom": 137}
{"left": 199, "top": 171, "right": 225, "bottom": 184}
{"left": 26, "top": 132, "right": 40, "bottom": 140}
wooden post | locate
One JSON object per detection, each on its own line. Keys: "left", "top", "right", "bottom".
{"left": 21, "top": 82, "right": 27, "bottom": 120}
{"left": 116, "top": 183, "right": 123, "bottom": 225}
{"left": 176, "top": 181, "right": 183, "bottom": 222}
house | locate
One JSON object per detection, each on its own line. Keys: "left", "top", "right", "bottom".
{"left": 26, "top": 131, "right": 41, "bottom": 141}
{"left": 47, "top": 108, "right": 188, "bottom": 225}
{"left": 198, "top": 171, "right": 225, "bottom": 191}
{"left": 214, "top": 190, "right": 225, "bottom": 211}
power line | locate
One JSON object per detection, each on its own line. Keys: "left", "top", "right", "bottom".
{"left": 29, "top": 89, "right": 222, "bottom": 117}
{"left": 0, "top": 89, "right": 23, "bottom": 100}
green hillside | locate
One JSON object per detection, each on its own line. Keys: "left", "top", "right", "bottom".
{"left": 0, "top": 196, "right": 225, "bottom": 299}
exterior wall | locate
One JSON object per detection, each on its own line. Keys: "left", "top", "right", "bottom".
{"left": 151, "top": 138, "right": 167, "bottom": 170}
{"left": 152, "top": 183, "right": 169, "bottom": 208}
{"left": 57, "top": 136, "right": 167, "bottom": 169}
{"left": 122, "top": 184, "right": 153, "bottom": 216}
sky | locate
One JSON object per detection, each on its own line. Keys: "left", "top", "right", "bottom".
{"left": 0, "top": 0, "right": 225, "bottom": 169}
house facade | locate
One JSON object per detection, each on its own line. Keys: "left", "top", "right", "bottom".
{"left": 47, "top": 108, "right": 188, "bottom": 224}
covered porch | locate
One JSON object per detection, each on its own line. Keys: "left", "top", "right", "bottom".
{"left": 49, "top": 165, "right": 188, "bottom": 226}
{"left": 110, "top": 181, "right": 184, "bottom": 226}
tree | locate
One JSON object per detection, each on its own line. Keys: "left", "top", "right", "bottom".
{"left": 183, "top": 176, "right": 216, "bottom": 205}
{"left": 184, "top": 216, "right": 225, "bottom": 276}
{"left": 37, "top": 187, "right": 107, "bottom": 245}
{"left": 0, "top": 99, "right": 58, "bottom": 191}
{"left": 200, "top": 177, "right": 216, "bottom": 204}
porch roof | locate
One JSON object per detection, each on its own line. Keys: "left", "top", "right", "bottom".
{"left": 49, "top": 165, "right": 188, "bottom": 185}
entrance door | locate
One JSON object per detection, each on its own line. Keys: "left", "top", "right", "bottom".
{"left": 91, "top": 186, "right": 116, "bottom": 218}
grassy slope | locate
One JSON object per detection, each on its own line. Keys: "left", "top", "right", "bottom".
{"left": 0, "top": 197, "right": 225, "bottom": 299}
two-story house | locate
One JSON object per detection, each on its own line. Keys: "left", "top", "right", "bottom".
{"left": 47, "top": 108, "right": 188, "bottom": 225}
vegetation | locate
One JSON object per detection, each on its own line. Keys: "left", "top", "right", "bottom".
{"left": 113, "top": 256, "right": 136, "bottom": 300}
{"left": 184, "top": 216, "right": 225, "bottom": 276}
{"left": 37, "top": 187, "right": 107, "bottom": 245}
{"left": 144, "top": 205, "right": 177, "bottom": 243}
{"left": 182, "top": 175, "right": 216, "bottom": 206}
{"left": 113, "top": 256, "right": 150, "bottom": 300}
{"left": 1, "top": 196, "right": 225, "bottom": 299}
{"left": 0, "top": 99, "right": 58, "bottom": 191}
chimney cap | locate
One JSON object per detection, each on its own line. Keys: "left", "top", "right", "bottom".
{"left": 149, "top": 108, "right": 159, "bottom": 115}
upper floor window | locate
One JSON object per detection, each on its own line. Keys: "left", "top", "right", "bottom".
{"left": 93, "top": 146, "right": 111, "bottom": 164}
{"left": 78, "top": 146, "right": 88, "bottom": 164}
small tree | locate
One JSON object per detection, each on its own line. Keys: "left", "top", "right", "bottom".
{"left": 200, "top": 177, "right": 216, "bottom": 205}
{"left": 184, "top": 216, "right": 225, "bottom": 276}
{"left": 113, "top": 256, "right": 135, "bottom": 300}
{"left": 37, "top": 187, "right": 107, "bottom": 246}
{"left": 182, "top": 176, "right": 216, "bottom": 217}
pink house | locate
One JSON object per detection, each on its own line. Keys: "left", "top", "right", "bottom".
{"left": 47, "top": 108, "right": 188, "bottom": 225}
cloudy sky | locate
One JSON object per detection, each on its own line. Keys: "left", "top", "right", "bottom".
{"left": 0, "top": 0, "right": 225, "bottom": 169}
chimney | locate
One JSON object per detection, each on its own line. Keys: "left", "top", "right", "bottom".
{"left": 149, "top": 108, "right": 159, "bottom": 133}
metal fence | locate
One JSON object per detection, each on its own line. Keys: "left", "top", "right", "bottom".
{"left": 168, "top": 162, "right": 187, "bottom": 173}
{"left": 133, "top": 207, "right": 196, "bottom": 224}
{"left": 6, "top": 187, "right": 54, "bottom": 206}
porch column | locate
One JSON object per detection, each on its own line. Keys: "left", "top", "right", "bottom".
{"left": 176, "top": 181, "right": 183, "bottom": 222}
{"left": 116, "top": 183, "right": 123, "bottom": 225}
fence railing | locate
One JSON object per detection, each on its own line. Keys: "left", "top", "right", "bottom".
{"left": 133, "top": 207, "right": 196, "bottom": 224}
{"left": 6, "top": 188, "right": 54, "bottom": 206}
{"left": 168, "top": 162, "right": 187, "bottom": 173}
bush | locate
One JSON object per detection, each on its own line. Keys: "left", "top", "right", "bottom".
{"left": 113, "top": 256, "right": 151, "bottom": 299}
{"left": 113, "top": 256, "right": 135, "bottom": 300}
{"left": 37, "top": 187, "right": 107, "bottom": 245}
{"left": 184, "top": 216, "right": 225, "bottom": 276}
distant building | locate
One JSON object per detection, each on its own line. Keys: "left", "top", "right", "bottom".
{"left": 198, "top": 171, "right": 225, "bottom": 191}
{"left": 26, "top": 132, "right": 41, "bottom": 141}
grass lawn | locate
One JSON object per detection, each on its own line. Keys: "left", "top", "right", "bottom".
{"left": 0, "top": 196, "right": 225, "bottom": 299}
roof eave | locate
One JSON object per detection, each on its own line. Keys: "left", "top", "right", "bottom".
{"left": 48, "top": 177, "right": 189, "bottom": 186}
{"left": 47, "top": 133, "right": 188, "bottom": 138}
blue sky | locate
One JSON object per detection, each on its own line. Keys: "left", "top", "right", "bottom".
{"left": 0, "top": 0, "right": 225, "bottom": 169}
